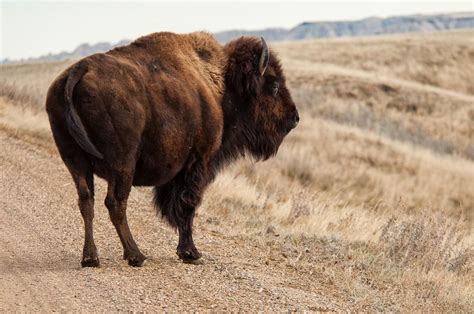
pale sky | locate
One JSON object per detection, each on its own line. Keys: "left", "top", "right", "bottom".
{"left": 1, "top": 0, "right": 472, "bottom": 60}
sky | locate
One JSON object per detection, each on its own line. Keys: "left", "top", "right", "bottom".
{"left": 1, "top": 0, "right": 472, "bottom": 60}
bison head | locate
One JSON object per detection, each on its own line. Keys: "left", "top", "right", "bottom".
{"left": 224, "top": 37, "right": 299, "bottom": 160}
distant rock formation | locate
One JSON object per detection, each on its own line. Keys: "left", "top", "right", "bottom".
{"left": 2, "top": 40, "right": 131, "bottom": 64}
{"left": 215, "top": 12, "right": 473, "bottom": 42}
{"left": 3, "top": 12, "right": 472, "bottom": 64}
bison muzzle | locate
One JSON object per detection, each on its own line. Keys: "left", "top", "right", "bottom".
{"left": 46, "top": 32, "right": 298, "bottom": 267}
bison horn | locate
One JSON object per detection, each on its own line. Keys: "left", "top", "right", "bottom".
{"left": 258, "top": 37, "right": 270, "bottom": 76}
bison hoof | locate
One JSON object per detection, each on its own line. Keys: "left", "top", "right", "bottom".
{"left": 81, "top": 256, "right": 100, "bottom": 268}
{"left": 177, "top": 249, "right": 202, "bottom": 264}
{"left": 125, "top": 253, "right": 147, "bottom": 267}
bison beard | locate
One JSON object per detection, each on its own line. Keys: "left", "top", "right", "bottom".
{"left": 46, "top": 31, "right": 298, "bottom": 267}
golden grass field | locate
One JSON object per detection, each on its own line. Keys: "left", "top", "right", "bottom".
{"left": 0, "top": 29, "right": 473, "bottom": 310}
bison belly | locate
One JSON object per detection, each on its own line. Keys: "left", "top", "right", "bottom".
{"left": 132, "top": 155, "right": 185, "bottom": 186}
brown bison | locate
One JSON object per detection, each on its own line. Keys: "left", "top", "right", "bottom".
{"left": 46, "top": 31, "right": 299, "bottom": 267}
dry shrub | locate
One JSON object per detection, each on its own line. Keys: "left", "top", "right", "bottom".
{"left": 0, "top": 82, "right": 41, "bottom": 109}
{"left": 379, "top": 214, "right": 473, "bottom": 274}
{"left": 288, "top": 191, "right": 313, "bottom": 223}
{"left": 0, "top": 60, "right": 72, "bottom": 110}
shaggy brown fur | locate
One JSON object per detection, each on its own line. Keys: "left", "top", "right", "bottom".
{"left": 46, "top": 32, "right": 299, "bottom": 267}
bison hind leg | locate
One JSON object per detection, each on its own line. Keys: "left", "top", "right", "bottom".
{"left": 105, "top": 170, "right": 146, "bottom": 267}
{"left": 77, "top": 169, "right": 100, "bottom": 267}
{"left": 52, "top": 122, "right": 100, "bottom": 267}
{"left": 68, "top": 157, "right": 100, "bottom": 267}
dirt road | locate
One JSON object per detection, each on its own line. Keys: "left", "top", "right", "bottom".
{"left": 0, "top": 132, "right": 345, "bottom": 311}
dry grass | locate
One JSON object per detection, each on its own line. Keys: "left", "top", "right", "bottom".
{"left": 0, "top": 60, "right": 73, "bottom": 110}
{"left": 203, "top": 117, "right": 474, "bottom": 239}
{"left": 0, "top": 30, "right": 473, "bottom": 311}
{"left": 276, "top": 29, "right": 474, "bottom": 94}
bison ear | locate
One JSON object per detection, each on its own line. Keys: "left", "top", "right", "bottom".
{"left": 225, "top": 36, "right": 270, "bottom": 97}
{"left": 258, "top": 37, "right": 270, "bottom": 76}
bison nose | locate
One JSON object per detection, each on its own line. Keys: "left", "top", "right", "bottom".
{"left": 292, "top": 110, "right": 300, "bottom": 128}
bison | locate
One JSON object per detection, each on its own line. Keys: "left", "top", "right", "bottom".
{"left": 46, "top": 32, "right": 299, "bottom": 267}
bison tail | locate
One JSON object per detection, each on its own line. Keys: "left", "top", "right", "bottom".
{"left": 64, "top": 63, "right": 104, "bottom": 159}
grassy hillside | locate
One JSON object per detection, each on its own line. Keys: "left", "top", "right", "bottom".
{"left": 0, "top": 30, "right": 473, "bottom": 310}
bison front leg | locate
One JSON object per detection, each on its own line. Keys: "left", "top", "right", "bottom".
{"left": 176, "top": 203, "right": 201, "bottom": 262}
{"left": 154, "top": 159, "right": 210, "bottom": 263}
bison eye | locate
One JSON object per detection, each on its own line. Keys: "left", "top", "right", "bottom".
{"left": 272, "top": 81, "right": 279, "bottom": 96}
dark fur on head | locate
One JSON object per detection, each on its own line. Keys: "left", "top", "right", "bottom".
{"left": 215, "top": 36, "right": 298, "bottom": 168}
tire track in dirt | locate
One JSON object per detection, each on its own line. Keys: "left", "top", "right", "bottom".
{"left": 0, "top": 132, "right": 342, "bottom": 311}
